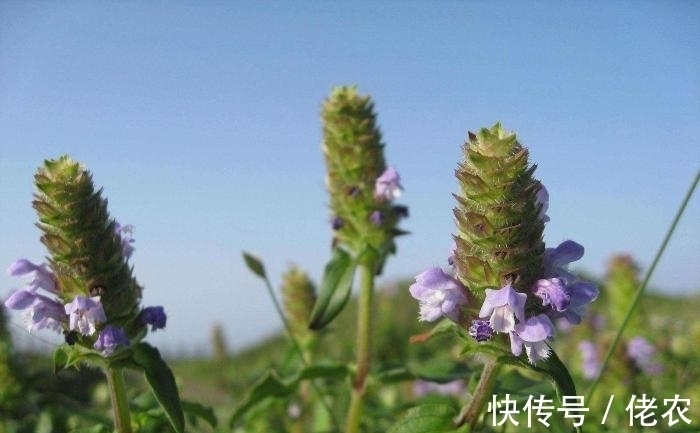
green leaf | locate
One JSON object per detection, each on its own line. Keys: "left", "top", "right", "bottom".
{"left": 182, "top": 400, "right": 217, "bottom": 429}
{"left": 229, "top": 371, "right": 291, "bottom": 428}
{"left": 53, "top": 345, "right": 68, "bottom": 374}
{"left": 531, "top": 348, "right": 577, "bottom": 403}
{"left": 242, "top": 251, "right": 267, "bottom": 279}
{"left": 228, "top": 363, "right": 350, "bottom": 428}
{"left": 132, "top": 342, "right": 185, "bottom": 433}
{"left": 387, "top": 404, "right": 468, "bottom": 433}
{"left": 308, "top": 247, "right": 356, "bottom": 330}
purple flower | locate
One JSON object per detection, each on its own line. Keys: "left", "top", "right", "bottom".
{"left": 114, "top": 223, "right": 135, "bottom": 258}
{"left": 478, "top": 284, "right": 527, "bottom": 333}
{"left": 536, "top": 184, "right": 550, "bottom": 223}
{"left": 560, "top": 281, "right": 598, "bottom": 324}
{"left": 627, "top": 336, "right": 663, "bottom": 375}
{"left": 94, "top": 325, "right": 129, "bottom": 356}
{"left": 543, "top": 240, "right": 584, "bottom": 280}
{"left": 413, "top": 379, "right": 465, "bottom": 397}
{"left": 140, "top": 306, "right": 167, "bottom": 331}
{"left": 469, "top": 319, "right": 494, "bottom": 342}
{"left": 393, "top": 205, "right": 409, "bottom": 218}
{"left": 540, "top": 240, "right": 598, "bottom": 324}
{"left": 510, "top": 314, "right": 554, "bottom": 364}
{"left": 331, "top": 216, "right": 344, "bottom": 230}
{"left": 5, "top": 289, "right": 66, "bottom": 332}
{"left": 370, "top": 210, "right": 384, "bottom": 226}
{"left": 7, "top": 259, "right": 57, "bottom": 293}
{"left": 578, "top": 340, "right": 600, "bottom": 379}
{"left": 64, "top": 296, "right": 106, "bottom": 336}
{"left": 533, "top": 278, "right": 570, "bottom": 312}
{"left": 409, "top": 268, "right": 468, "bottom": 322}
{"left": 374, "top": 167, "right": 402, "bottom": 201}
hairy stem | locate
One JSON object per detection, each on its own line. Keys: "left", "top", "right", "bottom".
{"left": 456, "top": 357, "right": 502, "bottom": 429}
{"left": 345, "top": 264, "right": 375, "bottom": 433}
{"left": 106, "top": 367, "right": 132, "bottom": 433}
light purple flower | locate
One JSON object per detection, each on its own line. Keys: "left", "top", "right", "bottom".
{"left": 94, "top": 325, "right": 129, "bottom": 356}
{"left": 413, "top": 379, "right": 465, "bottom": 397}
{"left": 409, "top": 267, "right": 468, "bottom": 322}
{"left": 540, "top": 240, "right": 598, "bottom": 324}
{"left": 140, "top": 306, "right": 167, "bottom": 331}
{"left": 64, "top": 296, "right": 106, "bottom": 336}
{"left": 7, "top": 259, "right": 57, "bottom": 293}
{"left": 533, "top": 278, "right": 570, "bottom": 312}
{"left": 578, "top": 340, "right": 600, "bottom": 379}
{"left": 536, "top": 184, "right": 550, "bottom": 223}
{"left": 374, "top": 167, "right": 402, "bottom": 201}
{"left": 627, "top": 336, "right": 663, "bottom": 375}
{"left": 479, "top": 284, "right": 527, "bottom": 333}
{"left": 510, "top": 314, "right": 554, "bottom": 364}
{"left": 5, "top": 289, "right": 66, "bottom": 332}
{"left": 114, "top": 223, "right": 135, "bottom": 258}
{"left": 469, "top": 319, "right": 493, "bottom": 342}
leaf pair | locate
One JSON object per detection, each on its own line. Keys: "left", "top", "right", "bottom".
{"left": 54, "top": 342, "right": 186, "bottom": 433}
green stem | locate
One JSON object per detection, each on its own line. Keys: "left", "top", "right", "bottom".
{"left": 345, "top": 264, "right": 375, "bottom": 433}
{"left": 259, "top": 271, "right": 341, "bottom": 430}
{"left": 456, "top": 357, "right": 502, "bottom": 429}
{"left": 586, "top": 168, "right": 699, "bottom": 402}
{"left": 106, "top": 367, "right": 132, "bottom": 433}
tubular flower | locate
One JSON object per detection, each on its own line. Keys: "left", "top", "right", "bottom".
{"left": 510, "top": 314, "right": 554, "bottom": 364}
{"left": 64, "top": 296, "right": 106, "bottom": 336}
{"left": 139, "top": 306, "right": 167, "bottom": 331}
{"left": 409, "top": 267, "right": 468, "bottom": 322}
{"left": 374, "top": 167, "right": 402, "bottom": 201}
{"left": 7, "top": 259, "right": 57, "bottom": 293}
{"left": 533, "top": 278, "right": 570, "bottom": 312}
{"left": 5, "top": 289, "right": 66, "bottom": 332}
{"left": 94, "top": 325, "right": 129, "bottom": 356}
{"left": 478, "top": 284, "right": 526, "bottom": 333}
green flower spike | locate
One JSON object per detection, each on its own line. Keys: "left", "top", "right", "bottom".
{"left": 33, "top": 155, "right": 142, "bottom": 333}
{"left": 321, "top": 85, "right": 406, "bottom": 273}
{"left": 453, "top": 123, "right": 545, "bottom": 303}
{"left": 281, "top": 266, "right": 317, "bottom": 346}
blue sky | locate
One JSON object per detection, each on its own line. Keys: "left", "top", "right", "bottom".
{"left": 1, "top": 1, "right": 698, "bottom": 353}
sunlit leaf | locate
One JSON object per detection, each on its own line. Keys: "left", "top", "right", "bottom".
{"left": 308, "top": 247, "right": 356, "bottom": 330}
{"left": 133, "top": 342, "right": 185, "bottom": 433}
{"left": 242, "top": 251, "right": 267, "bottom": 279}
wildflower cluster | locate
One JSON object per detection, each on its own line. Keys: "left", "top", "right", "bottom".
{"left": 410, "top": 124, "right": 598, "bottom": 364}
{"left": 3, "top": 156, "right": 167, "bottom": 358}
{"left": 5, "top": 238, "right": 166, "bottom": 357}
